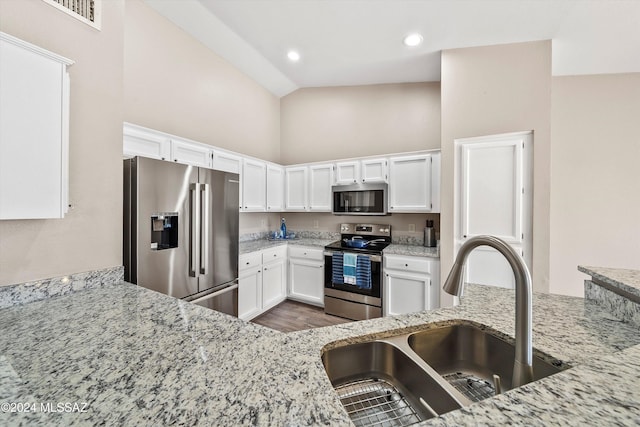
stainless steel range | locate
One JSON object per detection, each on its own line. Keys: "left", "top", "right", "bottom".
{"left": 324, "top": 223, "right": 391, "bottom": 320}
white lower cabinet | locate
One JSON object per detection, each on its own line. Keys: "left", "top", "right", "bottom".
{"left": 288, "top": 246, "right": 324, "bottom": 306}
{"left": 238, "top": 246, "right": 287, "bottom": 321}
{"left": 383, "top": 254, "right": 440, "bottom": 316}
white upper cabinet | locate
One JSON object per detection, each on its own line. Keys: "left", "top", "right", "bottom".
{"left": 170, "top": 138, "right": 211, "bottom": 168}
{"left": 212, "top": 150, "right": 242, "bottom": 174}
{"left": 0, "top": 32, "right": 73, "bottom": 220}
{"left": 266, "top": 164, "right": 284, "bottom": 211}
{"left": 388, "top": 153, "right": 439, "bottom": 213}
{"left": 308, "top": 164, "right": 334, "bottom": 211}
{"left": 335, "top": 158, "right": 388, "bottom": 185}
{"left": 241, "top": 158, "right": 267, "bottom": 212}
{"left": 123, "top": 123, "right": 170, "bottom": 161}
{"left": 334, "top": 161, "right": 359, "bottom": 185}
{"left": 285, "top": 166, "right": 308, "bottom": 211}
{"left": 361, "top": 158, "right": 388, "bottom": 183}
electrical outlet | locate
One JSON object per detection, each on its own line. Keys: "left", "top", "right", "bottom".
{"left": 313, "top": 220, "right": 319, "bottom": 229}
{"left": 408, "top": 224, "right": 415, "bottom": 232}
{"left": 261, "top": 219, "right": 266, "bottom": 228}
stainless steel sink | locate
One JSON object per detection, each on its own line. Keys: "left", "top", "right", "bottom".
{"left": 408, "top": 323, "right": 565, "bottom": 401}
{"left": 322, "top": 341, "right": 463, "bottom": 426}
{"left": 322, "top": 321, "right": 567, "bottom": 426}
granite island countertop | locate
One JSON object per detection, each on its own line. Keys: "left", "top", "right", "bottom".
{"left": 1, "top": 275, "right": 639, "bottom": 425}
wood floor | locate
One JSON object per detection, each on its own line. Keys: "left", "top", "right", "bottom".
{"left": 251, "top": 299, "right": 351, "bottom": 333}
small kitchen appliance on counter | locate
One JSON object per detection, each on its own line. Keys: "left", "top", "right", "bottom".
{"left": 324, "top": 223, "right": 391, "bottom": 320}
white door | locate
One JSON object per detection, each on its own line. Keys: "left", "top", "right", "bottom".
{"left": 361, "top": 158, "right": 388, "bottom": 183}
{"left": 308, "top": 164, "right": 333, "bottom": 211}
{"left": 384, "top": 271, "right": 431, "bottom": 316}
{"left": 455, "top": 132, "right": 533, "bottom": 289}
{"left": 266, "top": 164, "right": 284, "bottom": 212}
{"left": 262, "top": 259, "right": 285, "bottom": 310}
{"left": 388, "top": 154, "right": 433, "bottom": 212}
{"left": 285, "top": 166, "right": 308, "bottom": 211}
{"left": 238, "top": 267, "right": 262, "bottom": 321}
{"left": 288, "top": 259, "right": 324, "bottom": 306}
{"left": 242, "top": 159, "right": 266, "bottom": 211}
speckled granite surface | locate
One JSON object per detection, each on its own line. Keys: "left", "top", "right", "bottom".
{"left": 0, "top": 266, "right": 123, "bottom": 309}
{"left": 384, "top": 244, "right": 439, "bottom": 258}
{"left": 239, "top": 238, "right": 336, "bottom": 254}
{"left": 580, "top": 266, "right": 640, "bottom": 328}
{"left": 1, "top": 273, "right": 639, "bottom": 425}
{"left": 579, "top": 266, "right": 640, "bottom": 298}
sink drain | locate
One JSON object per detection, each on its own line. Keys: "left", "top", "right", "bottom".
{"left": 335, "top": 378, "right": 423, "bottom": 427}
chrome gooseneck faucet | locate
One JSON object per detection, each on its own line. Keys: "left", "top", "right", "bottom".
{"left": 443, "top": 235, "right": 534, "bottom": 388}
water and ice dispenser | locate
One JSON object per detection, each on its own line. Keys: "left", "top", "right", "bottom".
{"left": 150, "top": 213, "right": 178, "bottom": 250}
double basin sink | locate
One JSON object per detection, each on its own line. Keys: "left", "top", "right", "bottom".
{"left": 322, "top": 321, "right": 567, "bottom": 426}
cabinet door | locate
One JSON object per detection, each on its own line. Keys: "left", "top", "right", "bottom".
{"left": 212, "top": 150, "right": 242, "bottom": 174}
{"left": 288, "top": 259, "right": 324, "bottom": 306}
{"left": 285, "top": 166, "right": 308, "bottom": 211}
{"left": 242, "top": 158, "right": 266, "bottom": 212}
{"left": 123, "top": 124, "right": 171, "bottom": 161}
{"left": 262, "top": 259, "right": 286, "bottom": 311}
{"left": 384, "top": 270, "right": 431, "bottom": 316}
{"left": 361, "top": 158, "right": 388, "bottom": 183}
{"left": 266, "top": 164, "right": 284, "bottom": 211}
{"left": 170, "top": 138, "right": 211, "bottom": 168}
{"left": 0, "top": 33, "right": 72, "bottom": 219}
{"left": 238, "top": 267, "right": 262, "bottom": 321}
{"left": 334, "top": 161, "right": 359, "bottom": 185}
{"left": 308, "top": 164, "right": 333, "bottom": 211}
{"left": 388, "top": 154, "right": 433, "bottom": 212}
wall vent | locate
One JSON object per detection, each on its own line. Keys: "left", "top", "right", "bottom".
{"left": 42, "top": 0, "right": 100, "bottom": 29}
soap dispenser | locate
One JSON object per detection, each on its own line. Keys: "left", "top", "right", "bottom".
{"left": 280, "top": 217, "right": 287, "bottom": 239}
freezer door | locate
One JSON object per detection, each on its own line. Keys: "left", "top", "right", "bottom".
{"left": 198, "top": 168, "right": 239, "bottom": 292}
{"left": 131, "top": 157, "right": 199, "bottom": 299}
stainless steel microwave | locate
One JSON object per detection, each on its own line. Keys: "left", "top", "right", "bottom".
{"left": 332, "top": 183, "right": 388, "bottom": 215}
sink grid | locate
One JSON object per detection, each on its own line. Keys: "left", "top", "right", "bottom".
{"left": 442, "top": 372, "right": 495, "bottom": 402}
{"left": 335, "top": 378, "right": 422, "bottom": 427}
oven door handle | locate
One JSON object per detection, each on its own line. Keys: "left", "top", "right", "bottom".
{"left": 324, "top": 250, "right": 381, "bottom": 263}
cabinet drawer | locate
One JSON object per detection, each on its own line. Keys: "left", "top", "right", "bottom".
{"left": 384, "top": 255, "right": 432, "bottom": 274}
{"left": 239, "top": 252, "right": 262, "bottom": 271}
{"left": 288, "top": 246, "right": 324, "bottom": 261}
{"left": 262, "top": 246, "right": 287, "bottom": 264}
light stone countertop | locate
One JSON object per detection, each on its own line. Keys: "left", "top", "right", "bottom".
{"left": 579, "top": 265, "right": 640, "bottom": 298}
{"left": 239, "top": 238, "right": 335, "bottom": 255}
{"left": 1, "top": 275, "right": 639, "bottom": 425}
{"left": 384, "top": 244, "right": 439, "bottom": 258}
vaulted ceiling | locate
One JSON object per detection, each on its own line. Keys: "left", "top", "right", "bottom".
{"left": 146, "top": 0, "right": 640, "bottom": 96}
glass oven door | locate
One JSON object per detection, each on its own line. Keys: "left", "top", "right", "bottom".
{"left": 324, "top": 251, "right": 382, "bottom": 299}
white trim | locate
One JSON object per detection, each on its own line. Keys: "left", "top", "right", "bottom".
{"left": 41, "top": 0, "right": 102, "bottom": 31}
{"left": 0, "top": 32, "right": 74, "bottom": 66}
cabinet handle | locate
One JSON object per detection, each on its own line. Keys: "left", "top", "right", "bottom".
{"left": 161, "top": 157, "right": 165, "bottom": 161}
{"left": 174, "top": 159, "right": 178, "bottom": 162}
{"left": 273, "top": 254, "right": 277, "bottom": 257}
{"left": 405, "top": 264, "right": 408, "bottom": 267}
{"left": 246, "top": 262, "right": 250, "bottom": 265}
{"left": 264, "top": 267, "right": 268, "bottom": 271}
{"left": 463, "top": 235, "right": 467, "bottom": 238}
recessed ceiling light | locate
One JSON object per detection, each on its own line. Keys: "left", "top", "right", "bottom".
{"left": 287, "top": 50, "right": 301, "bottom": 62}
{"left": 403, "top": 33, "right": 423, "bottom": 47}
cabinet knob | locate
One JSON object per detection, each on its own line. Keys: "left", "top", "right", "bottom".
{"left": 463, "top": 235, "right": 467, "bottom": 238}
{"left": 246, "top": 262, "right": 250, "bottom": 265}
{"left": 174, "top": 159, "right": 178, "bottom": 162}
{"left": 353, "top": 179, "right": 356, "bottom": 183}
{"left": 273, "top": 254, "right": 277, "bottom": 257}
{"left": 405, "top": 264, "right": 408, "bottom": 267}
{"left": 264, "top": 267, "right": 267, "bottom": 271}
{"left": 161, "top": 157, "right": 165, "bottom": 161}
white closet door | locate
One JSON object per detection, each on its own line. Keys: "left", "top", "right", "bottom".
{"left": 456, "top": 132, "right": 532, "bottom": 289}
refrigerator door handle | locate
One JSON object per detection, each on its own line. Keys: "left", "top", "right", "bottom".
{"left": 189, "top": 182, "right": 200, "bottom": 277}
{"left": 189, "top": 282, "right": 239, "bottom": 304}
{"left": 200, "top": 183, "right": 209, "bottom": 275}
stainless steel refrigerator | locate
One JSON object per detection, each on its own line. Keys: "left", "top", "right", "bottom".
{"left": 124, "top": 156, "right": 239, "bottom": 316}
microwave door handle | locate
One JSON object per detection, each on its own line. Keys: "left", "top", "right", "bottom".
{"left": 200, "top": 183, "right": 209, "bottom": 275}
{"left": 189, "top": 183, "right": 200, "bottom": 277}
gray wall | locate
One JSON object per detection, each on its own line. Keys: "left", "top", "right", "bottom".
{"left": 280, "top": 82, "right": 440, "bottom": 164}
{"left": 440, "top": 40, "right": 552, "bottom": 298}
{"left": 0, "top": 0, "right": 125, "bottom": 286}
